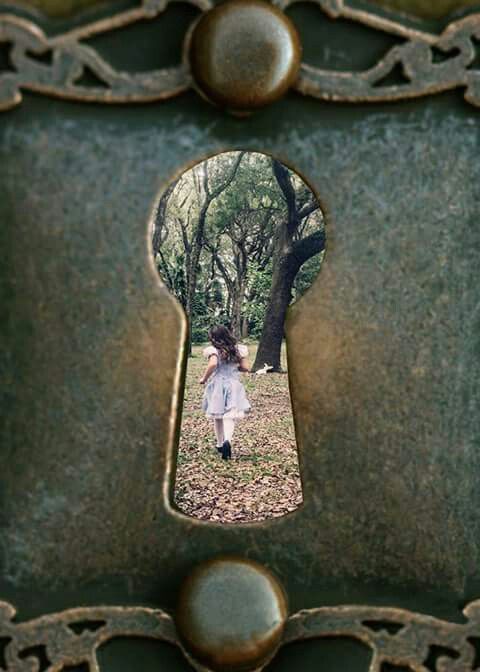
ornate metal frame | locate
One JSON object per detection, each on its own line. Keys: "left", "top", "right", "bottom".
{"left": 1, "top": 0, "right": 480, "bottom": 110}
{"left": 2, "top": 1, "right": 480, "bottom": 670}
{"left": 1, "top": 598, "right": 480, "bottom": 671}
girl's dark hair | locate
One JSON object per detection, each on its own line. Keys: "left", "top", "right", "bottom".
{"left": 208, "top": 325, "right": 241, "bottom": 363}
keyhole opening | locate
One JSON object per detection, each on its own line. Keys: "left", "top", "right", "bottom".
{"left": 151, "top": 151, "right": 326, "bottom": 523}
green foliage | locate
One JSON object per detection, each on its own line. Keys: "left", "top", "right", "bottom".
{"left": 190, "top": 283, "right": 231, "bottom": 343}
{"left": 211, "top": 279, "right": 223, "bottom": 308}
{"left": 292, "top": 251, "right": 324, "bottom": 300}
{"left": 190, "top": 312, "right": 211, "bottom": 344}
{"left": 191, "top": 291, "right": 213, "bottom": 343}
{"left": 155, "top": 251, "right": 187, "bottom": 306}
{"left": 152, "top": 151, "right": 325, "bottom": 345}
{"left": 244, "top": 261, "right": 273, "bottom": 338}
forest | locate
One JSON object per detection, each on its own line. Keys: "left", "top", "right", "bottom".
{"left": 152, "top": 151, "right": 325, "bottom": 372}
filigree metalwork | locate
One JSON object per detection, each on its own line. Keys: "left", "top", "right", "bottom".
{"left": 1, "top": 0, "right": 480, "bottom": 110}
{"left": 0, "top": 601, "right": 177, "bottom": 671}
{"left": 2, "top": 598, "right": 480, "bottom": 671}
{"left": 289, "top": 1, "right": 480, "bottom": 106}
{"left": 0, "top": 0, "right": 210, "bottom": 110}
{"left": 283, "top": 602, "right": 480, "bottom": 671}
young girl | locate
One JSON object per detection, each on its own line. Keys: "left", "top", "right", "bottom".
{"left": 199, "top": 325, "right": 250, "bottom": 460}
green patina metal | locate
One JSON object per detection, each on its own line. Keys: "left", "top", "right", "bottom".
{"left": 370, "top": 0, "right": 480, "bottom": 20}
{"left": 1, "top": 0, "right": 480, "bottom": 670}
{"left": 10, "top": 0, "right": 480, "bottom": 20}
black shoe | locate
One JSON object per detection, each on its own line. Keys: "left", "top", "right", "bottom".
{"left": 221, "top": 440, "right": 232, "bottom": 460}
{"left": 216, "top": 445, "right": 223, "bottom": 454}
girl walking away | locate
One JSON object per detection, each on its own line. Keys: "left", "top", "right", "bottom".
{"left": 199, "top": 325, "right": 251, "bottom": 460}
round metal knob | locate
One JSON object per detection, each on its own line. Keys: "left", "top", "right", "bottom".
{"left": 175, "top": 556, "right": 288, "bottom": 671}
{"left": 186, "top": 0, "right": 302, "bottom": 112}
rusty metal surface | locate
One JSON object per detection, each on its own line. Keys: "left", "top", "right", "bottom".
{"left": 2, "top": 0, "right": 480, "bottom": 110}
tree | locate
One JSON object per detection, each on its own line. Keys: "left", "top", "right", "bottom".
{"left": 152, "top": 178, "right": 179, "bottom": 257}
{"left": 154, "top": 152, "right": 245, "bottom": 353}
{"left": 184, "top": 153, "right": 244, "bottom": 349}
{"left": 207, "top": 206, "right": 275, "bottom": 338}
{"left": 153, "top": 152, "right": 325, "bottom": 357}
{"left": 252, "top": 159, "right": 326, "bottom": 372}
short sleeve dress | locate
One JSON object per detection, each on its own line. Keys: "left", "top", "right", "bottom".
{"left": 202, "top": 344, "right": 251, "bottom": 419}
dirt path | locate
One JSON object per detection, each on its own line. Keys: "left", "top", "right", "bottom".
{"left": 173, "top": 342, "right": 303, "bottom": 523}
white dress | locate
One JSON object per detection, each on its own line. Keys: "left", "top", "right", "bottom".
{"left": 202, "top": 344, "right": 251, "bottom": 419}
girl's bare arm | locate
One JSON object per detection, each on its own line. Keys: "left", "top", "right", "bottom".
{"left": 199, "top": 355, "right": 218, "bottom": 384}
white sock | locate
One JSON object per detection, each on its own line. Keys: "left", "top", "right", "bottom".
{"left": 223, "top": 418, "right": 236, "bottom": 442}
{"left": 214, "top": 419, "right": 224, "bottom": 446}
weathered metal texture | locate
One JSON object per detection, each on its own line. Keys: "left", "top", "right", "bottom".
{"left": 8, "top": 0, "right": 480, "bottom": 20}
{"left": 1, "top": 1, "right": 480, "bottom": 671}
{"left": 3, "top": 1, "right": 480, "bottom": 111}
{"left": 370, "top": 0, "right": 480, "bottom": 20}
{"left": 1, "top": 91, "right": 479, "bottom": 602}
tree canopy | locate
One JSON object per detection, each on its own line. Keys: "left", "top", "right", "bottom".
{"left": 152, "top": 151, "right": 325, "bottom": 369}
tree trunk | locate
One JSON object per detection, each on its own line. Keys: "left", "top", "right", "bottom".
{"left": 231, "top": 294, "right": 242, "bottom": 339}
{"left": 252, "top": 255, "right": 298, "bottom": 372}
{"left": 152, "top": 178, "right": 179, "bottom": 255}
{"left": 185, "top": 293, "right": 194, "bottom": 356}
{"left": 185, "top": 201, "right": 208, "bottom": 353}
{"left": 231, "top": 276, "right": 246, "bottom": 339}
{"left": 252, "top": 228, "right": 325, "bottom": 372}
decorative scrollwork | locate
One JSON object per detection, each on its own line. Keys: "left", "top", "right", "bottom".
{"left": 1, "top": 0, "right": 480, "bottom": 110}
{"left": 0, "top": 601, "right": 177, "bottom": 671}
{"left": 283, "top": 601, "right": 480, "bottom": 672}
{"left": 2, "top": 598, "right": 480, "bottom": 671}
{"left": 289, "top": 1, "right": 480, "bottom": 107}
{"left": 0, "top": 0, "right": 210, "bottom": 110}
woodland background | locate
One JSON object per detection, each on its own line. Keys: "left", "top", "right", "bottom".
{"left": 152, "top": 151, "right": 325, "bottom": 521}
{"left": 152, "top": 151, "right": 325, "bottom": 372}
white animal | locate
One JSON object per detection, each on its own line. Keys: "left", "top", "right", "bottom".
{"left": 255, "top": 363, "right": 273, "bottom": 375}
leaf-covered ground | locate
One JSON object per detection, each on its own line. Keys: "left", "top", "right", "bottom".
{"left": 173, "top": 342, "right": 303, "bottom": 523}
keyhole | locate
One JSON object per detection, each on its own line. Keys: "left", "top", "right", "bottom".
{"left": 151, "top": 151, "right": 326, "bottom": 523}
